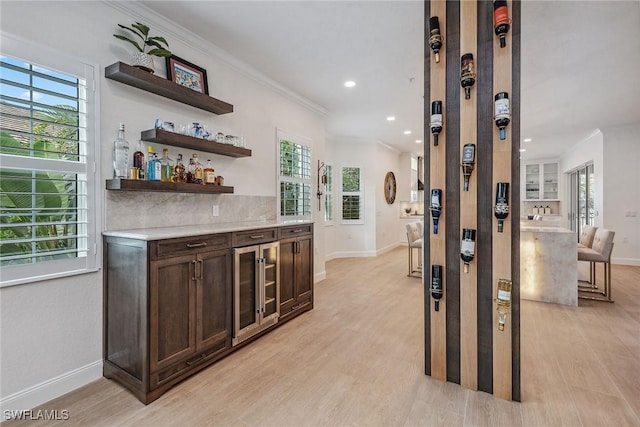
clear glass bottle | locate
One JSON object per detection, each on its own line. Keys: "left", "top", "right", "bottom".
{"left": 133, "top": 139, "right": 145, "bottom": 180}
{"left": 113, "top": 123, "right": 129, "bottom": 178}
{"left": 203, "top": 160, "right": 215, "bottom": 185}
{"left": 192, "top": 153, "right": 204, "bottom": 185}
{"left": 186, "top": 156, "right": 196, "bottom": 183}
{"left": 160, "top": 149, "right": 174, "bottom": 182}
{"left": 146, "top": 146, "right": 155, "bottom": 181}
{"left": 496, "top": 278, "right": 512, "bottom": 331}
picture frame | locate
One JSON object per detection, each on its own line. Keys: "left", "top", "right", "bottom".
{"left": 165, "top": 55, "right": 209, "bottom": 95}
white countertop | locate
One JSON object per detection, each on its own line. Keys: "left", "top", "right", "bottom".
{"left": 520, "top": 225, "right": 573, "bottom": 233}
{"left": 103, "top": 219, "right": 313, "bottom": 241}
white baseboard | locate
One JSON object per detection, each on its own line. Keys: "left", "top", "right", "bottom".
{"left": 612, "top": 257, "right": 640, "bottom": 266}
{"left": 314, "top": 270, "right": 326, "bottom": 283}
{"left": 0, "top": 360, "right": 102, "bottom": 415}
{"left": 327, "top": 250, "right": 378, "bottom": 259}
{"left": 376, "top": 242, "right": 401, "bottom": 256}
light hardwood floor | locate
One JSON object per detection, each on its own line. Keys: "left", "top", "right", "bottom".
{"left": 4, "top": 248, "right": 639, "bottom": 426}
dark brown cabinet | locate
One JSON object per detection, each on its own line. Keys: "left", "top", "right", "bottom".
{"left": 104, "top": 224, "right": 313, "bottom": 404}
{"left": 279, "top": 224, "right": 314, "bottom": 322}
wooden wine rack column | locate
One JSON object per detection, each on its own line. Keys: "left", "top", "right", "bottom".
{"left": 429, "top": 0, "right": 447, "bottom": 382}
{"left": 423, "top": 0, "right": 521, "bottom": 401}
{"left": 459, "top": 0, "right": 478, "bottom": 391}
{"left": 492, "top": 0, "right": 514, "bottom": 401}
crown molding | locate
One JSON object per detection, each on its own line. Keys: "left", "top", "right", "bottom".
{"left": 103, "top": 1, "right": 328, "bottom": 117}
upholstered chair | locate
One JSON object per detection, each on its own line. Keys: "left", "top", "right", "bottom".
{"left": 578, "top": 228, "right": 615, "bottom": 302}
{"left": 406, "top": 223, "right": 422, "bottom": 278}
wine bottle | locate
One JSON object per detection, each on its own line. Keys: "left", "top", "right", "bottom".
{"left": 460, "top": 53, "right": 476, "bottom": 100}
{"left": 460, "top": 228, "right": 476, "bottom": 273}
{"left": 430, "top": 100, "right": 443, "bottom": 146}
{"left": 494, "top": 92, "right": 510, "bottom": 140}
{"left": 431, "top": 265, "right": 443, "bottom": 311}
{"left": 461, "top": 143, "right": 476, "bottom": 191}
{"left": 494, "top": 182, "right": 510, "bottom": 232}
{"left": 132, "top": 140, "right": 145, "bottom": 180}
{"left": 493, "top": 0, "right": 511, "bottom": 48}
{"left": 428, "top": 16, "right": 443, "bottom": 63}
{"left": 113, "top": 123, "right": 129, "bottom": 179}
{"left": 429, "top": 189, "right": 442, "bottom": 234}
{"left": 496, "top": 278, "right": 512, "bottom": 331}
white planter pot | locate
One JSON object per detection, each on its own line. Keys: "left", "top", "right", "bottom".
{"left": 132, "top": 52, "right": 154, "bottom": 74}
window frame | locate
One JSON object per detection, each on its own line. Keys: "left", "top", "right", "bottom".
{"left": 0, "top": 32, "right": 100, "bottom": 287}
{"left": 276, "top": 128, "right": 312, "bottom": 222}
{"left": 323, "top": 163, "right": 333, "bottom": 226}
{"left": 340, "top": 164, "right": 364, "bottom": 225}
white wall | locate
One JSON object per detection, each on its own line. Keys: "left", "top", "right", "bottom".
{"left": 0, "top": 0, "right": 326, "bottom": 412}
{"left": 375, "top": 144, "right": 401, "bottom": 253}
{"left": 602, "top": 123, "right": 640, "bottom": 265}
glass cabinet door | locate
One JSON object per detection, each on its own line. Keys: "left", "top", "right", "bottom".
{"left": 542, "top": 163, "right": 559, "bottom": 200}
{"left": 525, "top": 164, "right": 540, "bottom": 200}
{"left": 234, "top": 247, "right": 259, "bottom": 342}
{"left": 261, "top": 242, "right": 279, "bottom": 322}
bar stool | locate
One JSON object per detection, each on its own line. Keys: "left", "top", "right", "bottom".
{"left": 406, "top": 222, "right": 422, "bottom": 278}
{"left": 577, "top": 225, "right": 598, "bottom": 285}
{"left": 578, "top": 228, "right": 615, "bottom": 302}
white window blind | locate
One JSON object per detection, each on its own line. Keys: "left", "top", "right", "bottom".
{"left": 341, "top": 165, "right": 363, "bottom": 224}
{"left": 324, "top": 164, "right": 333, "bottom": 224}
{"left": 278, "top": 132, "right": 312, "bottom": 220}
{"left": 0, "top": 42, "right": 98, "bottom": 286}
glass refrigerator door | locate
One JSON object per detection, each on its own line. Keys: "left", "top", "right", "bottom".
{"left": 261, "top": 242, "right": 280, "bottom": 323}
{"left": 234, "top": 247, "right": 259, "bottom": 343}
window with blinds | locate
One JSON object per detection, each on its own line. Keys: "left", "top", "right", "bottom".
{"left": 0, "top": 50, "right": 96, "bottom": 286}
{"left": 341, "top": 165, "right": 364, "bottom": 224}
{"left": 278, "top": 134, "right": 311, "bottom": 219}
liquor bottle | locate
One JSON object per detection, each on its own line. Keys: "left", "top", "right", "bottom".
{"left": 428, "top": 16, "right": 443, "bottom": 63}
{"left": 494, "top": 182, "right": 510, "bottom": 232}
{"left": 461, "top": 143, "right": 476, "bottom": 191}
{"left": 203, "top": 160, "right": 215, "bottom": 185}
{"left": 160, "top": 149, "right": 174, "bottom": 183}
{"left": 429, "top": 189, "right": 442, "bottom": 234}
{"left": 430, "top": 100, "right": 443, "bottom": 146}
{"left": 186, "top": 156, "right": 196, "bottom": 183}
{"left": 132, "top": 140, "right": 145, "bottom": 180}
{"left": 431, "top": 265, "right": 443, "bottom": 311}
{"left": 172, "top": 154, "right": 186, "bottom": 183}
{"left": 496, "top": 278, "right": 512, "bottom": 331}
{"left": 494, "top": 92, "right": 510, "bottom": 140}
{"left": 460, "top": 53, "right": 476, "bottom": 100}
{"left": 113, "top": 123, "right": 129, "bottom": 179}
{"left": 146, "top": 146, "right": 155, "bottom": 181}
{"left": 460, "top": 228, "right": 476, "bottom": 273}
{"left": 150, "top": 153, "right": 161, "bottom": 181}
{"left": 493, "top": 0, "right": 511, "bottom": 48}
{"left": 192, "top": 153, "right": 204, "bottom": 185}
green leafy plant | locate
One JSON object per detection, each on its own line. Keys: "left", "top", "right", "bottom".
{"left": 113, "top": 22, "right": 171, "bottom": 57}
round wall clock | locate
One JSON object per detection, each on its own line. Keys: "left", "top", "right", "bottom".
{"left": 384, "top": 171, "right": 397, "bottom": 204}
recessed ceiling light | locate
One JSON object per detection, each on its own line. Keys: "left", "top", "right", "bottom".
{"left": 386, "top": 116, "right": 396, "bottom": 121}
{"left": 523, "top": 138, "right": 532, "bottom": 142}
{"left": 344, "top": 81, "right": 356, "bottom": 88}
{"left": 403, "top": 130, "right": 412, "bottom": 135}
{"left": 415, "top": 140, "right": 423, "bottom": 144}
{"left": 519, "top": 148, "right": 526, "bottom": 152}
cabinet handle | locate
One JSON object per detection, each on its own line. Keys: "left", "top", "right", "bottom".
{"left": 249, "top": 234, "right": 264, "bottom": 239}
{"left": 186, "top": 353, "right": 206, "bottom": 366}
{"left": 186, "top": 242, "right": 207, "bottom": 248}
{"left": 292, "top": 229, "right": 303, "bottom": 233}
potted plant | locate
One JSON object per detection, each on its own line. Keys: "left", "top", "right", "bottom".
{"left": 113, "top": 22, "right": 171, "bottom": 74}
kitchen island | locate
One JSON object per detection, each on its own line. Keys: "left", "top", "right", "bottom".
{"left": 520, "top": 224, "right": 577, "bottom": 306}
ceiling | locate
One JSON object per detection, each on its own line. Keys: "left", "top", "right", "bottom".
{"left": 140, "top": 1, "right": 640, "bottom": 158}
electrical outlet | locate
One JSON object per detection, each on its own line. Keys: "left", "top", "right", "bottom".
{"left": 212, "top": 205, "right": 219, "bottom": 216}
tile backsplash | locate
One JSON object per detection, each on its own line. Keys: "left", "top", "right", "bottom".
{"left": 106, "top": 192, "right": 276, "bottom": 230}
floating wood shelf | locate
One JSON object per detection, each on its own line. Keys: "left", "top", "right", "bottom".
{"left": 105, "top": 62, "right": 233, "bottom": 115}
{"left": 141, "top": 129, "right": 251, "bottom": 158}
{"left": 106, "top": 179, "right": 234, "bottom": 194}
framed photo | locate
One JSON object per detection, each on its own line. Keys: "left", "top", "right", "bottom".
{"left": 165, "top": 55, "right": 209, "bottom": 95}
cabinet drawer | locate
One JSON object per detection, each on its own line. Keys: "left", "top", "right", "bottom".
{"left": 151, "top": 233, "right": 231, "bottom": 259}
{"left": 232, "top": 228, "right": 277, "bottom": 247}
{"left": 281, "top": 296, "right": 313, "bottom": 320}
{"left": 150, "top": 339, "right": 228, "bottom": 389}
{"left": 278, "top": 224, "right": 313, "bottom": 238}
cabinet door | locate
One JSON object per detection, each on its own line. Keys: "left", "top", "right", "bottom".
{"left": 294, "top": 235, "right": 313, "bottom": 302}
{"left": 542, "top": 163, "right": 559, "bottom": 200}
{"left": 150, "top": 254, "right": 197, "bottom": 372}
{"left": 278, "top": 239, "right": 296, "bottom": 316}
{"left": 197, "top": 249, "right": 232, "bottom": 351}
{"left": 234, "top": 246, "right": 260, "bottom": 341}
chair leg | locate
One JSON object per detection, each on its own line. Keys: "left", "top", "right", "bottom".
{"left": 578, "top": 259, "right": 614, "bottom": 303}
{"left": 407, "top": 245, "right": 412, "bottom": 277}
